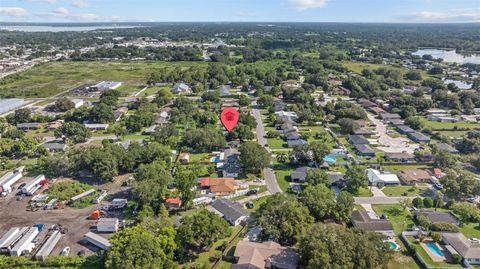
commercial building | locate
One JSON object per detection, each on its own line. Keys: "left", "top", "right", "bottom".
{"left": 70, "top": 99, "right": 85, "bottom": 108}
{"left": 83, "top": 232, "right": 111, "bottom": 250}
{"left": 97, "top": 218, "right": 119, "bottom": 233}
{"left": 10, "top": 227, "right": 39, "bottom": 256}
{"left": 0, "top": 228, "right": 20, "bottom": 251}
{"left": 92, "top": 81, "right": 122, "bottom": 91}
{"left": 35, "top": 231, "right": 62, "bottom": 261}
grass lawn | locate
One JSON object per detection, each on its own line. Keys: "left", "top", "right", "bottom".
{"left": 355, "top": 187, "right": 373, "bottom": 197}
{"left": 435, "top": 130, "right": 471, "bottom": 137}
{"left": 420, "top": 118, "right": 480, "bottom": 130}
{"left": 189, "top": 153, "right": 211, "bottom": 163}
{"left": 382, "top": 164, "right": 432, "bottom": 174}
{"left": 246, "top": 196, "right": 270, "bottom": 213}
{"left": 272, "top": 164, "right": 295, "bottom": 192}
{"left": 0, "top": 61, "right": 207, "bottom": 98}
{"left": 388, "top": 239, "right": 421, "bottom": 269}
{"left": 267, "top": 138, "right": 288, "bottom": 150}
{"left": 460, "top": 223, "right": 480, "bottom": 239}
{"left": 372, "top": 204, "right": 414, "bottom": 234}
{"left": 405, "top": 236, "right": 463, "bottom": 268}
{"left": 382, "top": 185, "right": 432, "bottom": 197}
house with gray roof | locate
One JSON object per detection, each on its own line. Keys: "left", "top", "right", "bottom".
{"left": 208, "top": 199, "right": 249, "bottom": 226}
{"left": 351, "top": 210, "right": 394, "bottom": 237}
{"left": 219, "top": 85, "right": 231, "bottom": 96}
{"left": 348, "top": 134, "right": 369, "bottom": 145}
{"left": 396, "top": 125, "right": 415, "bottom": 134}
{"left": 290, "top": 167, "right": 311, "bottom": 183}
{"left": 443, "top": 233, "right": 480, "bottom": 265}
{"left": 287, "top": 139, "right": 308, "bottom": 148}
{"left": 407, "top": 131, "right": 431, "bottom": 143}
{"left": 172, "top": 83, "right": 191, "bottom": 94}
{"left": 435, "top": 143, "right": 459, "bottom": 154}
{"left": 354, "top": 144, "right": 375, "bottom": 157}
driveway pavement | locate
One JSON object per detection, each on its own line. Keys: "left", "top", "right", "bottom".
{"left": 370, "top": 186, "right": 386, "bottom": 197}
{"left": 252, "top": 100, "right": 282, "bottom": 194}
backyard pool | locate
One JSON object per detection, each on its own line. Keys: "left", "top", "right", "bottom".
{"left": 425, "top": 242, "right": 445, "bottom": 257}
{"left": 323, "top": 155, "right": 337, "bottom": 163}
{"left": 210, "top": 156, "right": 220, "bottom": 163}
{"left": 387, "top": 240, "right": 400, "bottom": 251}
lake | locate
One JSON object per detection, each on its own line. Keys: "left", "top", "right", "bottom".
{"left": 412, "top": 49, "right": 480, "bottom": 65}
{"left": 0, "top": 25, "right": 141, "bottom": 32}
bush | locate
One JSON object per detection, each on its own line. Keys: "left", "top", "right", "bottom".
{"left": 430, "top": 222, "right": 459, "bottom": 232}
{"left": 430, "top": 232, "right": 442, "bottom": 243}
{"left": 412, "top": 197, "right": 424, "bottom": 208}
{"left": 423, "top": 197, "right": 434, "bottom": 208}
{"left": 451, "top": 253, "right": 462, "bottom": 264}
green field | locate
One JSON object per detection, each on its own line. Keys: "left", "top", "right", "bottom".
{"left": 420, "top": 118, "right": 480, "bottom": 130}
{"left": 0, "top": 61, "right": 206, "bottom": 98}
{"left": 372, "top": 204, "right": 414, "bottom": 234}
{"left": 382, "top": 185, "right": 431, "bottom": 197}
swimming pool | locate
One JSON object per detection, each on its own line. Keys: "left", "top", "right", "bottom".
{"left": 425, "top": 242, "right": 445, "bottom": 257}
{"left": 323, "top": 155, "right": 337, "bottom": 163}
{"left": 210, "top": 156, "right": 220, "bottom": 163}
{"left": 388, "top": 241, "right": 399, "bottom": 251}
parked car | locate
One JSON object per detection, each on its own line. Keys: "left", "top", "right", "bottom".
{"left": 246, "top": 201, "right": 254, "bottom": 209}
{"left": 247, "top": 189, "right": 258, "bottom": 196}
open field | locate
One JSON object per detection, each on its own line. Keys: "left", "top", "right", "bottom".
{"left": 382, "top": 185, "right": 431, "bottom": 197}
{"left": 0, "top": 61, "right": 207, "bottom": 98}
{"left": 372, "top": 204, "right": 414, "bottom": 234}
{"left": 420, "top": 118, "right": 480, "bottom": 130}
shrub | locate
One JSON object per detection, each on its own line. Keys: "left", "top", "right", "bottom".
{"left": 423, "top": 197, "right": 434, "bottom": 208}
{"left": 430, "top": 232, "right": 442, "bottom": 243}
{"left": 451, "top": 253, "right": 462, "bottom": 264}
{"left": 430, "top": 222, "right": 459, "bottom": 232}
{"left": 413, "top": 197, "right": 424, "bottom": 208}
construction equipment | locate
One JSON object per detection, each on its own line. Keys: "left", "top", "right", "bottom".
{"left": 89, "top": 210, "right": 101, "bottom": 220}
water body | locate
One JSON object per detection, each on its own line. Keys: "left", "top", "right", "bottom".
{"left": 413, "top": 49, "right": 480, "bottom": 65}
{"left": 0, "top": 25, "right": 140, "bottom": 32}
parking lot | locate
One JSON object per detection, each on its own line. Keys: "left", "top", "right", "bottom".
{"left": 0, "top": 177, "right": 131, "bottom": 257}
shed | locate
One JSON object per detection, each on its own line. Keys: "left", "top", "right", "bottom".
{"left": 97, "top": 218, "right": 119, "bottom": 233}
{"left": 10, "top": 227, "right": 39, "bottom": 256}
{"left": 35, "top": 231, "right": 62, "bottom": 261}
{"left": 83, "top": 232, "right": 111, "bottom": 250}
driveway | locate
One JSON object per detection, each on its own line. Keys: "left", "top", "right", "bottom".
{"left": 367, "top": 113, "right": 419, "bottom": 154}
{"left": 252, "top": 100, "right": 282, "bottom": 194}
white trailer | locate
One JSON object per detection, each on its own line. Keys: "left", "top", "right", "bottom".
{"left": 111, "top": 198, "right": 127, "bottom": 209}
{"left": 10, "top": 227, "right": 39, "bottom": 256}
{"left": 0, "top": 228, "right": 20, "bottom": 249}
{"left": 70, "top": 189, "right": 95, "bottom": 203}
{"left": 84, "top": 232, "right": 111, "bottom": 250}
{"left": 0, "top": 172, "right": 23, "bottom": 193}
{"left": 93, "top": 190, "right": 108, "bottom": 204}
{"left": 22, "top": 175, "right": 45, "bottom": 195}
{"left": 97, "top": 218, "right": 119, "bottom": 233}
{"left": 0, "top": 227, "right": 28, "bottom": 253}
{"left": 35, "top": 231, "right": 62, "bottom": 261}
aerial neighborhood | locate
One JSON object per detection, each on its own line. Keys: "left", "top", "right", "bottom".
{"left": 0, "top": 18, "right": 480, "bottom": 269}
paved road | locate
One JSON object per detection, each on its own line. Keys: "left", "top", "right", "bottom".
{"left": 354, "top": 196, "right": 415, "bottom": 205}
{"left": 252, "top": 100, "right": 282, "bottom": 194}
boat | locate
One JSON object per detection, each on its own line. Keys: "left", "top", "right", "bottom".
{"left": 60, "top": 246, "right": 70, "bottom": 256}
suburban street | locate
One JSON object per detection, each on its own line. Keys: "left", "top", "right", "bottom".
{"left": 354, "top": 196, "right": 413, "bottom": 205}
{"left": 252, "top": 100, "right": 282, "bottom": 194}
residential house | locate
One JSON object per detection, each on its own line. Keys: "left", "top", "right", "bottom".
{"left": 143, "top": 125, "right": 158, "bottom": 135}
{"left": 384, "top": 152, "right": 415, "bottom": 163}
{"left": 415, "top": 211, "right": 459, "bottom": 225}
{"left": 442, "top": 233, "right": 480, "bottom": 265}
{"left": 274, "top": 100, "right": 286, "bottom": 112}
{"left": 275, "top": 111, "right": 298, "bottom": 121}
{"left": 396, "top": 125, "right": 415, "bottom": 135}
{"left": 208, "top": 199, "right": 249, "bottom": 226}
{"left": 278, "top": 123, "right": 297, "bottom": 134}
{"left": 172, "top": 83, "right": 190, "bottom": 94}
{"left": 407, "top": 131, "right": 431, "bottom": 143}
{"left": 43, "top": 143, "right": 68, "bottom": 153}
{"left": 354, "top": 144, "right": 375, "bottom": 157}
{"left": 199, "top": 178, "right": 242, "bottom": 196}
{"left": 47, "top": 120, "right": 63, "bottom": 131}
{"left": 290, "top": 167, "right": 311, "bottom": 183}
{"left": 284, "top": 132, "right": 300, "bottom": 141}
{"left": 165, "top": 197, "right": 182, "bottom": 210}
{"left": 367, "top": 168, "right": 400, "bottom": 186}
{"left": 84, "top": 124, "right": 109, "bottom": 131}
{"left": 71, "top": 99, "right": 85, "bottom": 109}
{"left": 232, "top": 241, "right": 298, "bottom": 269}
{"left": 287, "top": 139, "right": 308, "bottom": 148}
{"left": 348, "top": 134, "right": 369, "bottom": 145}
{"left": 327, "top": 172, "right": 345, "bottom": 186}
{"left": 389, "top": 119, "right": 405, "bottom": 126}
{"left": 379, "top": 112, "right": 402, "bottom": 121}
{"left": 435, "top": 143, "right": 459, "bottom": 154}
{"left": 369, "top": 106, "right": 386, "bottom": 115}
{"left": 113, "top": 107, "right": 128, "bottom": 122}
{"left": 221, "top": 148, "right": 241, "bottom": 178}
{"left": 351, "top": 210, "right": 394, "bottom": 237}
{"left": 352, "top": 128, "right": 375, "bottom": 137}
{"left": 360, "top": 100, "right": 377, "bottom": 109}
{"left": 398, "top": 169, "right": 432, "bottom": 185}
{"left": 156, "top": 111, "right": 170, "bottom": 125}
{"left": 336, "top": 86, "right": 351, "bottom": 96}
{"left": 17, "top": 123, "right": 42, "bottom": 131}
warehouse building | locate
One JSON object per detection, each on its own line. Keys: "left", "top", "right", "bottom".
{"left": 97, "top": 218, "right": 119, "bottom": 233}
{"left": 10, "top": 227, "right": 39, "bottom": 256}
{"left": 35, "top": 231, "right": 62, "bottom": 261}
{"left": 83, "top": 232, "right": 111, "bottom": 251}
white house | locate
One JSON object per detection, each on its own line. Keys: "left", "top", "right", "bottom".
{"left": 172, "top": 83, "right": 190, "bottom": 94}
{"left": 367, "top": 168, "right": 400, "bottom": 186}
{"left": 70, "top": 99, "right": 84, "bottom": 108}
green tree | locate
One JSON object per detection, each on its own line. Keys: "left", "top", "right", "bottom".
{"left": 413, "top": 197, "right": 424, "bottom": 208}
{"left": 337, "top": 118, "right": 359, "bottom": 134}
{"left": 133, "top": 161, "right": 172, "bottom": 208}
{"left": 105, "top": 226, "right": 177, "bottom": 269}
{"left": 344, "top": 165, "right": 368, "bottom": 194}
{"left": 423, "top": 197, "right": 434, "bottom": 208}
{"left": 90, "top": 103, "right": 115, "bottom": 123}
{"left": 335, "top": 191, "right": 354, "bottom": 223}
{"left": 256, "top": 194, "right": 314, "bottom": 245}
{"left": 451, "top": 202, "right": 480, "bottom": 224}
{"left": 238, "top": 141, "right": 271, "bottom": 174}
{"left": 300, "top": 184, "right": 336, "bottom": 221}
{"left": 55, "top": 98, "right": 75, "bottom": 112}
{"left": 54, "top": 122, "right": 91, "bottom": 144}
{"left": 306, "top": 168, "right": 329, "bottom": 186}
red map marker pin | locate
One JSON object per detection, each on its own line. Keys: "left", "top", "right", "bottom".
{"left": 220, "top": 108, "right": 239, "bottom": 132}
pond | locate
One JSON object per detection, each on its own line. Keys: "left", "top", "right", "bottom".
{"left": 412, "top": 49, "right": 480, "bottom": 64}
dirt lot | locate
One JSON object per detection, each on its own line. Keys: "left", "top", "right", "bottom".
{"left": 0, "top": 176, "right": 131, "bottom": 257}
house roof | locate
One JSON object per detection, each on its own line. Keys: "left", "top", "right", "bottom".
{"left": 43, "top": 143, "right": 68, "bottom": 151}
{"left": 348, "top": 134, "right": 369, "bottom": 145}
{"left": 351, "top": 210, "right": 394, "bottom": 232}
{"left": 353, "top": 128, "right": 375, "bottom": 136}
{"left": 416, "top": 211, "right": 458, "bottom": 224}
{"left": 442, "top": 233, "right": 480, "bottom": 259}
{"left": 367, "top": 169, "right": 400, "bottom": 184}
{"left": 435, "top": 143, "right": 459, "bottom": 154}
{"left": 291, "top": 167, "right": 311, "bottom": 181}
{"left": 200, "top": 178, "right": 237, "bottom": 193}
{"left": 166, "top": 197, "right": 181, "bottom": 206}
{"left": 233, "top": 241, "right": 298, "bottom": 269}
{"left": 408, "top": 131, "right": 431, "bottom": 142}
{"left": 398, "top": 169, "right": 431, "bottom": 183}
{"left": 288, "top": 139, "right": 308, "bottom": 147}
{"left": 384, "top": 152, "right": 414, "bottom": 160}
{"left": 369, "top": 107, "right": 386, "bottom": 114}
{"left": 209, "top": 199, "right": 249, "bottom": 224}
{"left": 360, "top": 100, "right": 377, "bottom": 108}
{"left": 396, "top": 125, "right": 415, "bottom": 133}
{"left": 354, "top": 144, "right": 375, "bottom": 154}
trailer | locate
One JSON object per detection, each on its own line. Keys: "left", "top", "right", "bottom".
{"left": 0, "top": 228, "right": 20, "bottom": 250}
{"left": 22, "top": 175, "right": 46, "bottom": 196}
{"left": 0, "top": 172, "right": 23, "bottom": 194}
{"left": 111, "top": 198, "right": 128, "bottom": 209}
{"left": 70, "top": 189, "right": 95, "bottom": 203}
{"left": 35, "top": 231, "right": 62, "bottom": 261}
{"left": 93, "top": 190, "right": 107, "bottom": 204}
{"left": 83, "top": 232, "right": 111, "bottom": 250}
{"left": 0, "top": 227, "right": 28, "bottom": 253}
{"left": 10, "top": 227, "right": 39, "bottom": 256}
{"left": 97, "top": 218, "right": 119, "bottom": 233}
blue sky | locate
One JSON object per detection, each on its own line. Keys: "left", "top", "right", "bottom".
{"left": 0, "top": 0, "right": 479, "bottom": 23}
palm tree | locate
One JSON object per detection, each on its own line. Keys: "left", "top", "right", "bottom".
{"left": 277, "top": 153, "right": 287, "bottom": 163}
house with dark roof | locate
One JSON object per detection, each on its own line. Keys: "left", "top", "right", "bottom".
{"left": 287, "top": 139, "right": 308, "bottom": 148}
{"left": 327, "top": 172, "right": 345, "bottom": 186}
{"left": 396, "top": 125, "right": 415, "bottom": 135}
{"left": 407, "top": 131, "right": 431, "bottom": 143}
{"left": 208, "top": 199, "right": 249, "bottom": 226}
{"left": 389, "top": 119, "right": 405, "bottom": 126}
{"left": 351, "top": 210, "right": 394, "bottom": 236}
{"left": 284, "top": 132, "right": 300, "bottom": 141}
{"left": 379, "top": 113, "right": 402, "bottom": 121}
{"left": 398, "top": 169, "right": 432, "bottom": 185}
{"left": 435, "top": 143, "right": 459, "bottom": 154}
{"left": 384, "top": 152, "right": 415, "bottom": 163}
{"left": 369, "top": 106, "right": 386, "bottom": 115}
{"left": 352, "top": 128, "right": 375, "bottom": 137}
{"left": 360, "top": 100, "right": 377, "bottom": 109}
{"left": 17, "top": 123, "right": 42, "bottom": 131}
{"left": 348, "top": 134, "right": 369, "bottom": 145}
{"left": 232, "top": 241, "right": 298, "bottom": 269}
{"left": 290, "top": 167, "right": 311, "bottom": 183}
{"left": 220, "top": 148, "right": 241, "bottom": 178}
{"left": 43, "top": 143, "right": 68, "bottom": 153}
{"left": 415, "top": 211, "right": 459, "bottom": 225}
{"left": 354, "top": 144, "right": 375, "bottom": 157}
{"left": 442, "top": 233, "right": 480, "bottom": 265}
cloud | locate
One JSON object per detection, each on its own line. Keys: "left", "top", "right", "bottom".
{"left": 288, "top": 0, "right": 328, "bottom": 11}
{"left": 24, "top": 0, "right": 57, "bottom": 4}
{"left": 402, "top": 8, "right": 480, "bottom": 22}
{"left": 0, "top": 7, "right": 29, "bottom": 17}
{"left": 71, "top": 0, "right": 90, "bottom": 8}
{"left": 36, "top": 7, "right": 100, "bottom": 21}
